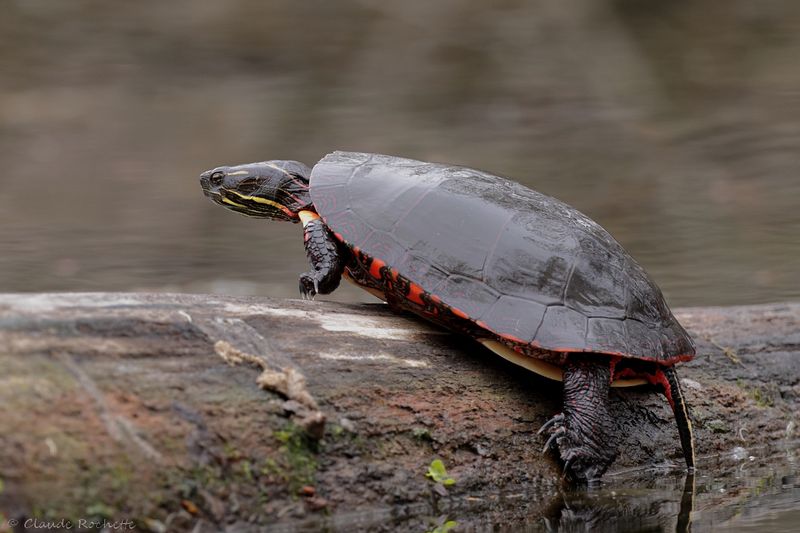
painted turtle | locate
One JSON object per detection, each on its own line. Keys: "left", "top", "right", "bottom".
{"left": 199, "top": 151, "right": 695, "bottom": 482}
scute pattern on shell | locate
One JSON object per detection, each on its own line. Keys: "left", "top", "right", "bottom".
{"left": 310, "top": 151, "right": 695, "bottom": 362}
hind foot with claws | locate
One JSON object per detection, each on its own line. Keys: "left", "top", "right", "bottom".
{"left": 538, "top": 355, "right": 618, "bottom": 483}
{"left": 539, "top": 411, "right": 616, "bottom": 483}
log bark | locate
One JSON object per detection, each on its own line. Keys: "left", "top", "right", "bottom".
{"left": 0, "top": 293, "right": 797, "bottom": 531}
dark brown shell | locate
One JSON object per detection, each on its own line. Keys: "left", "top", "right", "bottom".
{"left": 310, "top": 151, "right": 695, "bottom": 363}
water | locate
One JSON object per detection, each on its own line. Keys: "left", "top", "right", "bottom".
{"left": 269, "top": 446, "right": 798, "bottom": 532}
{"left": 1, "top": 1, "right": 798, "bottom": 307}
{"left": 1, "top": 2, "right": 798, "bottom": 529}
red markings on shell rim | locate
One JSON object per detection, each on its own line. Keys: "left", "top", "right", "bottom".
{"left": 497, "top": 332, "right": 528, "bottom": 345}
{"left": 337, "top": 240, "right": 692, "bottom": 366}
{"left": 369, "top": 258, "right": 386, "bottom": 279}
{"left": 450, "top": 306, "right": 469, "bottom": 320}
{"left": 407, "top": 282, "right": 425, "bottom": 305}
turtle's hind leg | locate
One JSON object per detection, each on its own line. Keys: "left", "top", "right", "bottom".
{"left": 539, "top": 354, "right": 618, "bottom": 483}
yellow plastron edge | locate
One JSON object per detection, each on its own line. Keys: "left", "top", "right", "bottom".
{"left": 298, "top": 210, "right": 320, "bottom": 227}
{"left": 479, "top": 339, "right": 646, "bottom": 388}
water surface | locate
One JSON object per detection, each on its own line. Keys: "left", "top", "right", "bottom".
{"left": 269, "top": 445, "right": 799, "bottom": 532}
{"left": 1, "top": 1, "right": 798, "bottom": 307}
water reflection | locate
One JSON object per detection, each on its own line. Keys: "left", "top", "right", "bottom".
{"left": 538, "top": 451, "right": 798, "bottom": 533}
{"left": 542, "top": 473, "right": 695, "bottom": 532}
{"left": 270, "top": 452, "right": 797, "bottom": 532}
{"left": 453, "top": 452, "right": 795, "bottom": 532}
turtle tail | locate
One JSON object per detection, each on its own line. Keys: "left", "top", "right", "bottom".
{"left": 659, "top": 367, "right": 695, "bottom": 471}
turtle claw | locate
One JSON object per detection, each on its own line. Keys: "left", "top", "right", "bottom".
{"left": 539, "top": 413, "right": 566, "bottom": 455}
{"left": 538, "top": 413, "right": 564, "bottom": 436}
{"left": 542, "top": 426, "right": 565, "bottom": 454}
{"left": 299, "top": 272, "right": 319, "bottom": 300}
{"left": 539, "top": 410, "right": 616, "bottom": 483}
{"left": 562, "top": 458, "right": 574, "bottom": 479}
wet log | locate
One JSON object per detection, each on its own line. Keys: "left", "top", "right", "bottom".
{"left": 0, "top": 293, "right": 797, "bottom": 531}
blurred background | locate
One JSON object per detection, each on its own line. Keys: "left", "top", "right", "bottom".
{"left": 1, "top": 0, "right": 798, "bottom": 307}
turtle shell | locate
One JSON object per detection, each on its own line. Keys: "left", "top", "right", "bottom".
{"left": 309, "top": 151, "right": 695, "bottom": 363}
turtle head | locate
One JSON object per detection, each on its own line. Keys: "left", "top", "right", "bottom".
{"left": 199, "top": 160, "right": 312, "bottom": 222}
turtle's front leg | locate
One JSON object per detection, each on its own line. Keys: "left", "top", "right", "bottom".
{"left": 540, "top": 354, "right": 617, "bottom": 483}
{"left": 299, "top": 217, "right": 344, "bottom": 299}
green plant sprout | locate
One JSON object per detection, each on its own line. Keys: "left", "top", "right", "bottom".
{"left": 426, "top": 459, "right": 456, "bottom": 486}
{"left": 428, "top": 519, "right": 458, "bottom": 533}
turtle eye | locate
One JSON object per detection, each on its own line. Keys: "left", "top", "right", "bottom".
{"left": 209, "top": 171, "right": 225, "bottom": 187}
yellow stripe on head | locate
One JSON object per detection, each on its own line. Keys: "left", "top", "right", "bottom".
{"left": 221, "top": 197, "right": 248, "bottom": 209}
{"left": 226, "top": 189, "right": 296, "bottom": 218}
